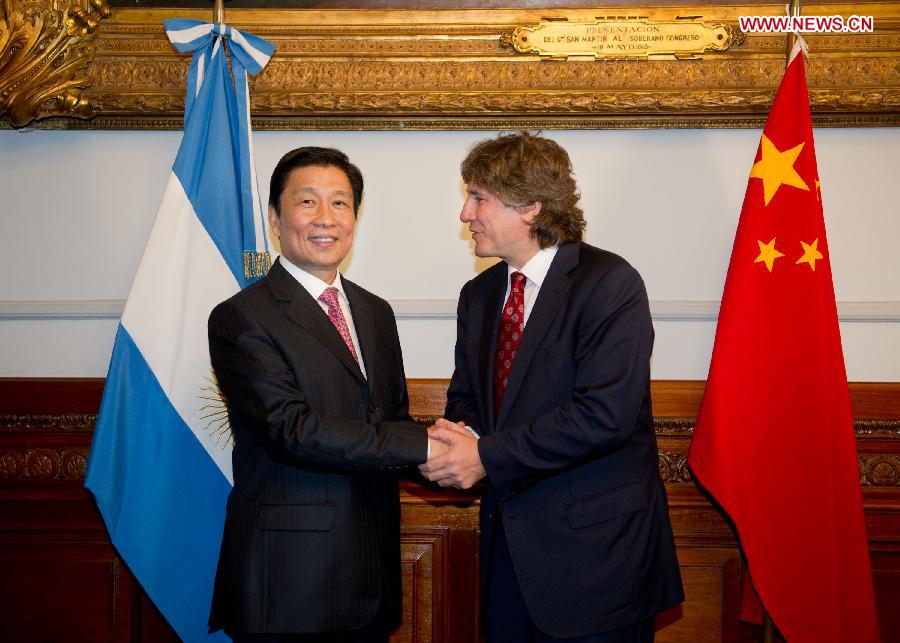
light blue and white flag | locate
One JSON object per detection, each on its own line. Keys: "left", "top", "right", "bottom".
{"left": 85, "top": 20, "right": 274, "bottom": 643}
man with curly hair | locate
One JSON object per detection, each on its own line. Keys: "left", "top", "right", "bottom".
{"left": 421, "top": 132, "right": 684, "bottom": 642}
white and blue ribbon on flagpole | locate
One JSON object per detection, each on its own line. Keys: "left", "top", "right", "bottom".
{"left": 166, "top": 19, "right": 275, "bottom": 281}
{"left": 85, "top": 20, "right": 274, "bottom": 643}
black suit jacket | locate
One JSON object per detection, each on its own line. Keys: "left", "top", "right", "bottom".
{"left": 207, "top": 258, "right": 426, "bottom": 635}
{"left": 445, "top": 242, "right": 684, "bottom": 638}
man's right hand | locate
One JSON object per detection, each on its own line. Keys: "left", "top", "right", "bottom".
{"left": 425, "top": 419, "right": 468, "bottom": 462}
{"left": 420, "top": 419, "right": 486, "bottom": 489}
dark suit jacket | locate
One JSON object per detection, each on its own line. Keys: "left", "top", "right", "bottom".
{"left": 445, "top": 242, "right": 684, "bottom": 638}
{"left": 207, "top": 258, "right": 426, "bottom": 635}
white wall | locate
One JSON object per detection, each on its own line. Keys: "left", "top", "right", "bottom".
{"left": 1, "top": 127, "right": 898, "bottom": 380}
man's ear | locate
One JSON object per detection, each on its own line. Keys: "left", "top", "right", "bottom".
{"left": 519, "top": 201, "right": 541, "bottom": 225}
{"left": 267, "top": 205, "right": 280, "bottom": 239}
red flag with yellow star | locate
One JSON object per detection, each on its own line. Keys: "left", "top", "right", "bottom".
{"left": 688, "top": 45, "right": 880, "bottom": 642}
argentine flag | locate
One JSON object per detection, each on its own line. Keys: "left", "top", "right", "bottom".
{"left": 85, "top": 21, "right": 274, "bottom": 643}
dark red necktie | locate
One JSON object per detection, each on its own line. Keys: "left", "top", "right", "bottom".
{"left": 494, "top": 271, "right": 527, "bottom": 418}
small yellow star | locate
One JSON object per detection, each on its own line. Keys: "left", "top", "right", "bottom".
{"left": 796, "top": 238, "right": 824, "bottom": 271}
{"left": 749, "top": 134, "right": 810, "bottom": 206}
{"left": 755, "top": 238, "right": 785, "bottom": 272}
{"left": 815, "top": 179, "right": 821, "bottom": 202}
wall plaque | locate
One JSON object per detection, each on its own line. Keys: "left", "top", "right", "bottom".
{"left": 504, "top": 18, "right": 741, "bottom": 60}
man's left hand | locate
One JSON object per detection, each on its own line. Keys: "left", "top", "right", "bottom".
{"left": 418, "top": 418, "right": 486, "bottom": 489}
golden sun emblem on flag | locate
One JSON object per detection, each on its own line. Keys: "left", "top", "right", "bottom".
{"left": 199, "top": 373, "right": 233, "bottom": 448}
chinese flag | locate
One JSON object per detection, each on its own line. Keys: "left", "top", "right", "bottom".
{"left": 688, "top": 45, "right": 880, "bottom": 642}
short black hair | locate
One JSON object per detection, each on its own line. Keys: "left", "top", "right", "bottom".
{"left": 268, "top": 147, "right": 364, "bottom": 217}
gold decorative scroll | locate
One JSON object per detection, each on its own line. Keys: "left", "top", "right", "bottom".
{"left": 504, "top": 18, "right": 741, "bottom": 60}
{"left": 2, "top": 3, "right": 899, "bottom": 130}
{"left": 0, "top": 0, "right": 110, "bottom": 127}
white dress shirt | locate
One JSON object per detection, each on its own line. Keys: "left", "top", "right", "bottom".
{"left": 465, "top": 245, "right": 560, "bottom": 440}
{"left": 279, "top": 256, "right": 367, "bottom": 380}
{"left": 505, "top": 245, "right": 560, "bottom": 327}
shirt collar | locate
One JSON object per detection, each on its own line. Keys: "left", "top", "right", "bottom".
{"left": 508, "top": 245, "right": 559, "bottom": 288}
{"left": 279, "top": 255, "right": 347, "bottom": 303}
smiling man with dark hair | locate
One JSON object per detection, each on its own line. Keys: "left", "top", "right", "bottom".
{"left": 208, "top": 146, "right": 444, "bottom": 643}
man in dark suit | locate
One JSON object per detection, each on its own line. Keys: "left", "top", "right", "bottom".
{"left": 208, "top": 147, "right": 443, "bottom": 642}
{"left": 420, "top": 133, "right": 684, "bottom": 642}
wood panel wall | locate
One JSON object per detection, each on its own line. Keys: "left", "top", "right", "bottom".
{"left": 1, "top": 379, "right": 898, "bottom": 642}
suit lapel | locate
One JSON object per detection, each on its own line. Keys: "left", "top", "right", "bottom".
{"left": 341, "top": 276, "right": 376, "bottom": 382}
{"left": 473, "top": 265, "right": 507, "bottom": 435}
{"left": 496, "top": 243, "right": 579, "bottom": 428}
{"left": 267, "top": 259, "right": 366, "bottom": 383}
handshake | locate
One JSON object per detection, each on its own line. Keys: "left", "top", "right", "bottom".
{"left": 419, "top": 418, "right": 486, "bottom": 489}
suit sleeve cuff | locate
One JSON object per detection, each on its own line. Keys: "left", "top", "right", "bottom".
{"left": 382, "top": 421, "right": 429, "bottom": 468}
{"left": 477, "top": 432, "right": 516, "bottom": 501}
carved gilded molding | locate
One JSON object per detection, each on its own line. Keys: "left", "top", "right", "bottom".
{"left": 859, "top": 454, "right": 900, "bottom": 487}
{"left": 0, "top": 0, "right": 110, "bottom": 127}
{"left": 653, "top": 417, "right": 900, "bottom": 440}
{"left": 1, "top": 3, "right": 898, "bottom": 129}
{"left": 656, "top": 417, "right": 900, "bottom": 438}
{"left": 658, "top": 450, "right": 900, "bottom": 486}
{"left": 655, "top": 417, "right": 900, "bottom": 486}
{"left": 0, "top": 447, "right": 88, "bottom": 479}
{"left": 2, "top": 441, "right": 895, "bottom": 487}
{"left": 83, "top": 57, "right": 897, "bottom": 93}
{"left": 855, "top": 419, "right": 900, "bottom": 436}
{"left": 655, "top": 418, "right": 697, "bottom": 435}
{"left": 5, "top": 412, "right": 898, "bottom": 487}
{"left": 4, "top": 413, "right": 898, "bottom": 436}
{"left": 658, "top": 450, "right": 694, "bottom": 484}
{"left": 0, "top": 413, "right": 96, "bottom": 431}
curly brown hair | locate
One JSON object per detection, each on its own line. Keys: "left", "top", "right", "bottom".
{"left": 460, "top": 132, "right": 586, "bottom": 248}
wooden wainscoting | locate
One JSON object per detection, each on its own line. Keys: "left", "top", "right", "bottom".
{"left": 1, "top": 379, "right": 898, "bottom": 642}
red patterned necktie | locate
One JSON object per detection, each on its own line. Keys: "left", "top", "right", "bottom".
{"left": 494, "top": 271, "right": 527, "bottom": 418}
{"left": 318, "top": 286, "right": 361, "bottom": 367}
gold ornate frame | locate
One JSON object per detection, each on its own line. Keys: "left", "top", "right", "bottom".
{"left": 2, "top": 1, "right": 899, "bottom": 129}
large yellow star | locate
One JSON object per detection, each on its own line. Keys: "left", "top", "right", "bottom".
{"left": 755, "top": 238, "right": 785, "bottom": 272}
{"left": 749, "top": 134, "right": 810, "bottom": 206}
{"left": 796, "top": 238, "right": 824, "bottom": 271}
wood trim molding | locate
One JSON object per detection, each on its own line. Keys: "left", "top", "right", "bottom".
{"left": 3, "top": 377, "right": 898, "bottom": 419}
{"left": 3, "top": 413, "right": 897, "bottom": 435}
{"left": 4, "top": 298, "right": 900, "bottom": 322}
{"left": 2, "top": 379, "right": 897, "bottom": 488}
{"left": 2, "top": 2, "right": 899, "bottom": 129}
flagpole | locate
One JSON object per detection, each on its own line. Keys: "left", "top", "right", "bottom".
{"left": 766, "top": 2, "right": 800, "bottom": 637}
{"left": 786, "top": 0, "right": 801, "bottom": 66}
{"left": 766, "top": 8, "right": 799, "bottom": 636}
{"left": 214, "top": 0, "right": 224, "bottom": 24}
{"left": 762, "top": 613, "right": 779, "bottom": 642}
{"left": 762, "top": 3, "right": 800, "bottom": 639}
